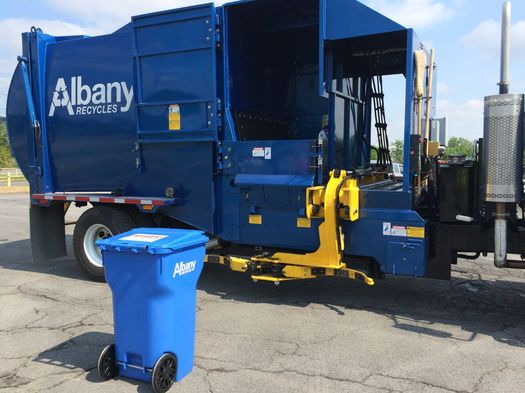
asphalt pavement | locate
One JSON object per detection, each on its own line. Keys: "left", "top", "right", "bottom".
{"left": 0, "top": 193, "right": 524, "bottom": 393}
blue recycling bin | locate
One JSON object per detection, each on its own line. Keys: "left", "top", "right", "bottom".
{"left": 95, "top": 228, "right": 208, "bottom": 393}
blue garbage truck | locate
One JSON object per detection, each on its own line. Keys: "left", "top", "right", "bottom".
{"left": 6, "top": 0, "right": 525, "bottom": 283}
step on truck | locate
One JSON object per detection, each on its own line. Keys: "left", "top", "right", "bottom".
{"left": 6, "top": 0, "right": 525, "bottom": 284}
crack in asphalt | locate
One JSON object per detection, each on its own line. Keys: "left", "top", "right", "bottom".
{"left": 195, "top": 361, "right": 501, "bottom": 393}
{"left": 362, "top": 373, "right": 470, "bottom": 393}
{"left": 1, "top": 225, "right": 525, "bottom": 393}
{"left": 195, "top": 363, "right": 475, "bottom": 393}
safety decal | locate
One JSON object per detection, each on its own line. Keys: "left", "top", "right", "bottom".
{"left": 249, "top": 215, "right": 263, "bottom": 225}
{"left": 169, "top": 104, "right": 181, "bottom": 131}
{"left": 391, "top": 226, "right": 407, "bottom": 237}
{"left": 383, "top": 224, "right": 424, "bottom": 238}
{"left": 252, "top": 147, "right": 265, "bottom": 157}
{"left": 252, "top": 147, "right": 272, "bottom": 159}
{"left": 297, "top": 217, "right": 311, "bottom": 228}
{"left": 407, "top": 227, "right": 425, "bottom": 239}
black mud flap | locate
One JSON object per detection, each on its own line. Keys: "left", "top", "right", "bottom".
{"left": 30, "top": 204, "right": 67, "bottom": 263}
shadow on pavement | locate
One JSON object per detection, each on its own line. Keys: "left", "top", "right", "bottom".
{"left": 198, "top": 264, "right": 525, "bottom": 348}
{"left": 33, "top": 331, "right": 151, "bottom": 391}
{"left": 3, "top": 237, "right": 524, "bottom": 349}
{"left": 34, "top": 331, "right": 113, "bottom": 372}
{"left": 0, "top": 236, "right": 87, "bottom": 281}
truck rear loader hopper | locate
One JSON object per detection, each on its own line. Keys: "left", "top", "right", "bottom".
{"left": 6, "top": 0, "right": 525, "bottom": 284}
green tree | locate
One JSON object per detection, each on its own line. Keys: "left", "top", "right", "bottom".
{"left": 370, "top": 146, "right": 378, "bottom": 161}
{"left": 370, "top": 141, "right": 403, "bottom": 164}
{"left": 0, "top": 118, "right": 17, "bottom": 168}
{"left": 446, "top": 137, "right": 474, "bottom": 157}
{"left": 391, "top": 139, "right": 404, "bottom": 164}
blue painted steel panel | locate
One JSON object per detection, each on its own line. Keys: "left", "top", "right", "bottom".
{"left": 344, "top": 208, "right": 427, "bottom": 277}
{"left": 133, "top": 4, "right": 218, "bottom": 143}
{"left": 234, "top": 174, "right": 314, "bottom": 187}
{"left": 140, "top": 52, "right": 215, "bottom": 103}
{"left": 135, "top": 19, "right": 212, "bottom": 56}
{"left": 148, "top": 143, "right": 215, "bottom": 232}
{"left": 218, "top": 140, "right": 321, "bottom": 249}
{"left": 238, "top": 206, "right": 321, "bottom": 250}
{"left": 37, "top": 32, "right": 63, "bottom": 193}
{"left": 7, "top": 32, "right": 47, "bottom": 193}
{"left": 130, "top": 4, "right": 218, "bottom": 232}
{"left": 44, "top": 31, "right": 137, "bottom": 192}
{"left": 217, "top": 175, "right": 241, "bottom": 241}
{"left": 387, "top": 241, "right": 425, "bottom": 277}
{"left": 319, "top": 0, "right": 406, "bottom": 96}
{"left": 6, "top": 64, "right": 34, "bottom": 182}
{"left": 322, "top": 0, "right": 405, "bottom": 40}
{"left": 360, "top": 190, "right": 412, "bottom": 210}
{"left": 222, "top": 140, "right": 317, "bottom": 178}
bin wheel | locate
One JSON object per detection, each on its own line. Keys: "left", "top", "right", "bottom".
{"left": 152, "top": 353, "right": 177, "bottom": 393}
{"left": 97, "top": 344, "right": 118, "bottom": 381}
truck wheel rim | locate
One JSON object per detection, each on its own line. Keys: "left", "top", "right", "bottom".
{"left": 83, "top": 224, "right": 113, "bottom": 268}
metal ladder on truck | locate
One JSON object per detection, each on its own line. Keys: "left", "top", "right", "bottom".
{"left": 371, "top": 76, "right": 392, "bottom": 168}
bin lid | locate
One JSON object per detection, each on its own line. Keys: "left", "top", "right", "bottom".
{"left": 97, "top": 228, "right": 208, "bottom": 254}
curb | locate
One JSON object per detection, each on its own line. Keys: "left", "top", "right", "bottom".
{"left": 0, "top": 186, "right": 29, "bottom": 194}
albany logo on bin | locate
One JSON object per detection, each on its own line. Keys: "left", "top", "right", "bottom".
{"left": 173, "top": 260, "right": 197, "bottom": 278}
{"left": 48, "top": 76, "right": 133, "bottom": 117}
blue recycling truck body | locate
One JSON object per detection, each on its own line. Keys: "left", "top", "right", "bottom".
{"left": 6, "top": 0, "right": 455, "bottom": 285}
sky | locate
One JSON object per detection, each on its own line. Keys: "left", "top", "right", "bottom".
{"left": 0, "top": 0, "right": 524, "bottom": 142}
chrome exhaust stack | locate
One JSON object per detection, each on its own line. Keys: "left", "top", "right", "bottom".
{"left": 499, "top": 1, "right": 511, "bottom": 95}
{"left": 481, "top": 1, "right": 525, "bottom": 268}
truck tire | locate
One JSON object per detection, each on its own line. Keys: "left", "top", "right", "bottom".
{"left": 73, "top": 206, "right": 135, "bottom": 282}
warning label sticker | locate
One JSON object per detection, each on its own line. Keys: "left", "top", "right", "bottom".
{"left": 252, "top": 147, "right": 272, "bottom": 159}
{"left": 120, "top": 234, "right": 168, "bottom": 243}
{"left": 252, "top": 147, "right": 265, "bottom": 157}
{"left": 391, "top": 226, "right": 407, "bottom": 237}
{"left": 249, "top": 215, "right": 263, "bottom": 225}
{"left": 407, "top": 226, "right": 425, "bottom": 238}
{"left": 169, "top": 104, "right": 181, "bottom": 131}
{"left": 383, "top": 223, "right": 425, "bottom": 238}
{"left": 297, "top": 217, "right": 311, "bottom": 228}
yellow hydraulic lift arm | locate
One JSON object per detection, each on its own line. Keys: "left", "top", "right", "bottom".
{"left": 206, "top": 170, "right": 374, "bottom": 286}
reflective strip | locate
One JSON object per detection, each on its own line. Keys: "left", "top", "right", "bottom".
{"left": 32, "top": 194, "right": 173, "bottom": 206}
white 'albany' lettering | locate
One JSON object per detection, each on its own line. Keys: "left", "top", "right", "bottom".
{"left": 173, "top": 260, "right": 197, "bottom": 278}
{"left": 49, "top": 76, "right": 134, "bottom": 117}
